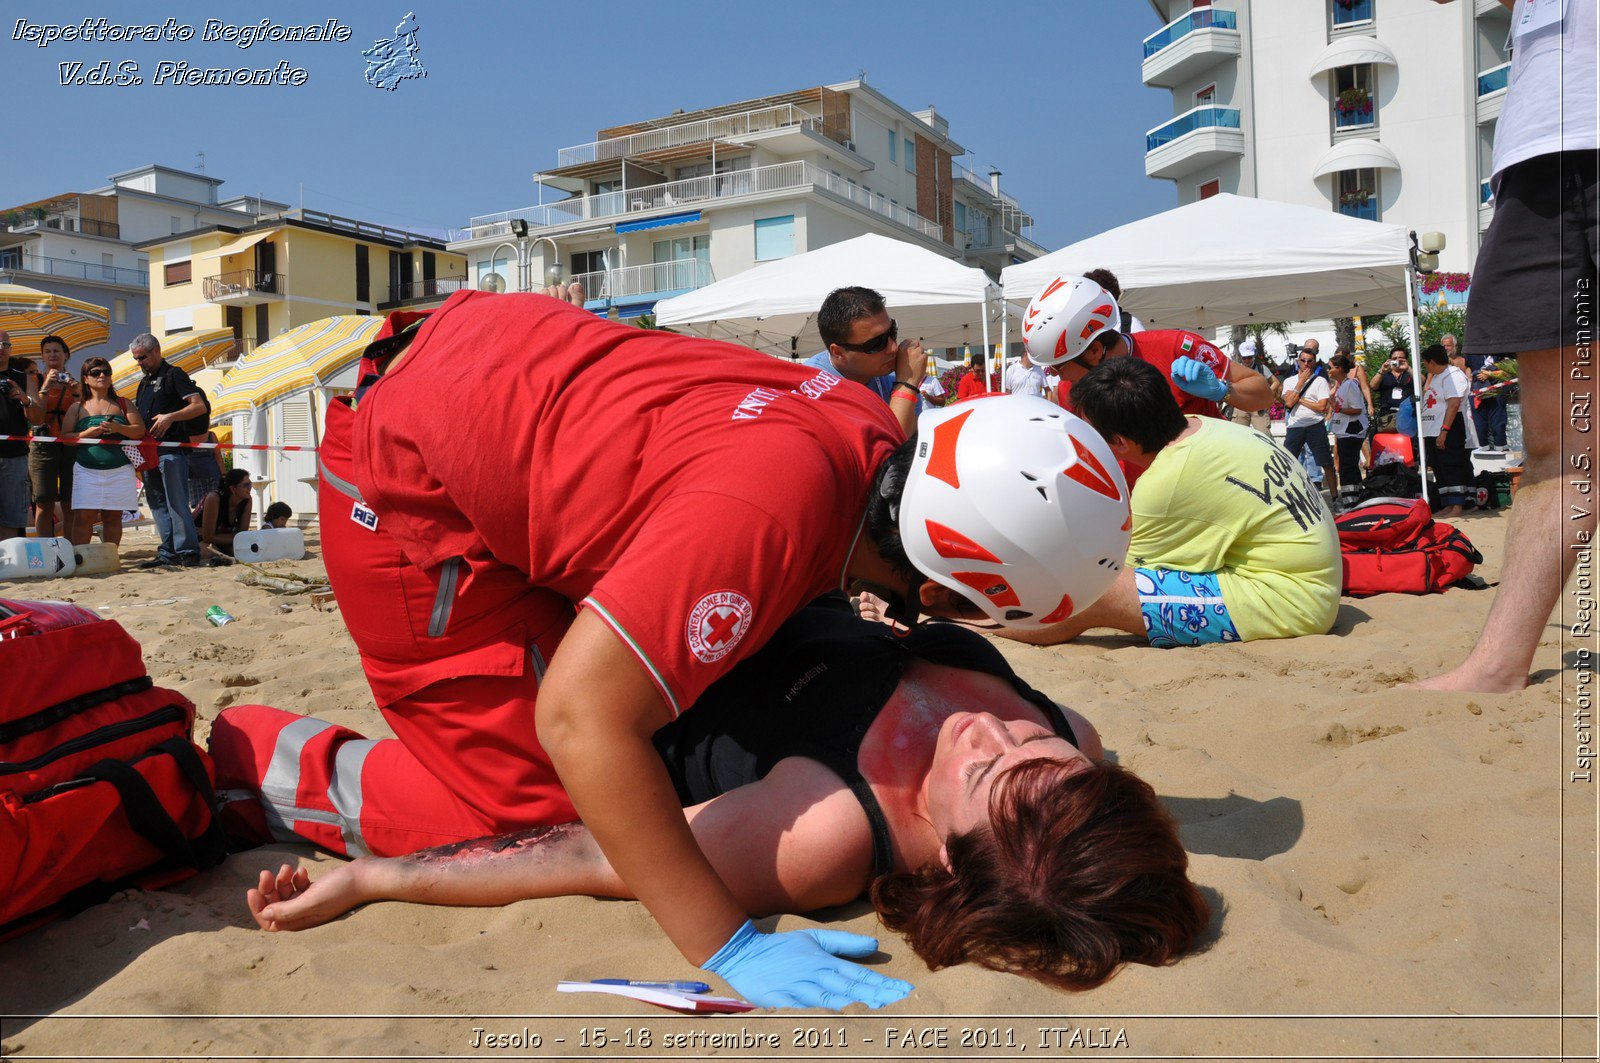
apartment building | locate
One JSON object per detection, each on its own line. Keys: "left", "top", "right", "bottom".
{"left": 452, "top": 80, "right": 1046, "bottom": 320}
{"left": 0, "top": 164, "right": 286, "bottom": 364}
{"left": 135, "top": 209, "right": 466, "bottom": 358}
{"left": 1141, "top": 0, "right": 1509, "bottom": 273}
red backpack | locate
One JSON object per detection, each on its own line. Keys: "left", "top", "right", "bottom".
{"left": 0, "top": 599, "right": 228, "bottom": 939}
{"left": 1336, "top": 498, "right": 1483, "bottom": 596}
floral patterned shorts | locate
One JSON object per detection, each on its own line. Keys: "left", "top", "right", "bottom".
{"left": 1134, "top": 568, "right": 1242, "bottom": 649}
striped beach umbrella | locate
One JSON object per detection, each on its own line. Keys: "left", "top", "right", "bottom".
{"left": 110, "top": 328, "right": 238, "bottom": 398}
{"left": 0, "top": 282, "right": 110, "bottom": 357}
{"left": 211, "top": 315, "right": 384, "bottom": 419}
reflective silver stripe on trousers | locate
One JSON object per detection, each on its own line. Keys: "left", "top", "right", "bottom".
{"left": 259, "top": 716, "right": 374, "bottom": 857}
{"left": 318, "top": 457, "right": 365, "bottom": 503}
{"left": 428, "top": 557, "right": 461, "bottom": 637}
{"left": 530, "top": 643, "right": 546, "bottom": 681}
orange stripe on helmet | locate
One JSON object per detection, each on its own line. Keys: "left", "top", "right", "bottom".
{"left": 951, "top": 571, "right": 1021, "bottom": 609}
{"left": 1040, "top": 592, "right": 1075, "bottom": 624}
{"left": 925, "top": 520, "right": 1003, "bottom": 564}
{"left": 925, "top": 408, "right": 973, "bottom": 489}
{"left": 1063, "top": 433, "right": 1123, "bottom": 503}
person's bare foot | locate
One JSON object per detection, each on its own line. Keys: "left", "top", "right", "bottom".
{"left": 1434, "top": 505, "right": 1464, "bottom": 519}
{"left": 1406, "top": 661, "right": 1528, "bottom": 693}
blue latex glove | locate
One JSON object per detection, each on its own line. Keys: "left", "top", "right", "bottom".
{"left": 702, "top": 919, "right": 914, "bottom": 1010}
{"left": 1172, "top": 355, "right": 1230, "bottom": 402}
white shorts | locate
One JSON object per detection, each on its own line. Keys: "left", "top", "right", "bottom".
{"left": 72, "top": 464, "right": 140, "bottom": 512}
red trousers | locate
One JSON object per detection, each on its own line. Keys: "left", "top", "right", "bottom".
{"left": 210, "top": 397, "right": 578, "bottom": 858}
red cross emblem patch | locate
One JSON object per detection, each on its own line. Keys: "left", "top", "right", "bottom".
{"left": 685, "top": 590, "right": 754, "bottom": 665}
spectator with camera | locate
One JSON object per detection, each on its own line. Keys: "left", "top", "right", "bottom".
{"left": 1371, "top": 347, "right": 1415, "bottom": 430}
{"left": 29, "top": 334, "right": 83, "bottom": 540}
{"left": 803, "top": 286, "right": 925, "bottom": 437}
{"left": 0, "top": 330, "right": 44, "bottom": 539}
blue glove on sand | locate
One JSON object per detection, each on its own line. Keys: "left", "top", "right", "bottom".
{"left": 1172, "top": 355, "right": 1229, "bottom": 402}
{"left": 703, "top": 919, "right": 914, "bottom": 1010}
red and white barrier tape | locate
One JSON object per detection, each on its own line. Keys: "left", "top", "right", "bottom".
{"left": 0, "top": 434, "right": 317, "bottom": 453}
{"left": 1472, "top": 377, "right": 1517, "bottom": 400}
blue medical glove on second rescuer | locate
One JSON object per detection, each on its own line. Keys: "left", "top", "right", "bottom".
{"left": 1171, "top": 355, "right": 1229, "bottom": 403}
{"left": 702, "top": 919, "right": 915, "bottom": 1009}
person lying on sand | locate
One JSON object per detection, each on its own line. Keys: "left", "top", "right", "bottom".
{"left": 246, "top": 597, "right": 1209, "bottom": 994}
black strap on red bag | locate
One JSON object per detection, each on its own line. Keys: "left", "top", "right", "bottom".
{"left": 80, "top": 739, "right": 230, "bottom": 872}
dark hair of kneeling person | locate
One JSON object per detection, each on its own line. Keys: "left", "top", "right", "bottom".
{"left": 1066, "top": 353, "right": 1190, "bottom": 454}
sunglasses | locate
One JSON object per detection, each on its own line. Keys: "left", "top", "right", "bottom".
{"left": 837, "top": 319, "right": 898, "bottom": 354}
{"left": 84, "top": 368, "right": 110, "bottom": 377}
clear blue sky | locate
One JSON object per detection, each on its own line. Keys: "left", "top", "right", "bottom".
{"left": 1, "top": 0, "right": 1176, "bottom": 249}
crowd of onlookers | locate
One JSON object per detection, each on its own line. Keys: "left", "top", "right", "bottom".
{"left": 0, "top": 329, "right": 292, "bottom": 570}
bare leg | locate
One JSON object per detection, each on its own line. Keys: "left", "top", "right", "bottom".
{"left": 34, "top": 502, "right": 55, "bottom": 537}
{"left": 1415, "top": 347, "right": 1591, "bottom": 691}
{"left": 68, "top": 510, "right": 91, "bottom": 546}
{"left": 1000, "top": 565, "right": 1146, "bottom": 646}
{"left": 101, "top": 510, "right": 123, "bottom": 546}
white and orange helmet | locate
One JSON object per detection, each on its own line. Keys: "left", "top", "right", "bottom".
{"left": 1022, "top": 275, "right": 1122, "bottom": 367}
{"left": 899, "top": 395, "right": 1131, "bottom": 627}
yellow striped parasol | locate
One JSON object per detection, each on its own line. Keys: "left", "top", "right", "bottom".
{"left": 211, "top": 315, "right": 384, "bottom": 419}
{"left": 110, "top": 328, "right": 238, "bottom": 398}
{"left": 0, "top": 282, "right": 110, "bottom": 357}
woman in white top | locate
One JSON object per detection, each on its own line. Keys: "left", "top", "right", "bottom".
{"left": 1419, "top": 343, "right": 1478, "bottom": 518}
{"left": 1327, "top": 353, "right": 1368, "bottom": 500}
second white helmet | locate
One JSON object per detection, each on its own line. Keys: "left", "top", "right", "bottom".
{"left": 899, "top": 395, "right": 1131, "bottom": 628}
{"left": 1022, "top": 275, "right": 1122, "bottom": 367}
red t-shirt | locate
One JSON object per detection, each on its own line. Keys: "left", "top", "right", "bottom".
{"left": 1126, "top": 329, "right": 1231, "bottom": 419}
{"left": 955, "top": 371, "right": 985, "bottom": 402}
{"left": 353, "top": 291, "right": 902, "bottom": 716}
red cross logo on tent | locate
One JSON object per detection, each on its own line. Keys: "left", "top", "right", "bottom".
{"left": 686, "top": 590, "right": 754, "bottom": 665}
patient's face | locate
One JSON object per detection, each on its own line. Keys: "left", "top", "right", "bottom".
{"left": 924, "top": 711, "right": 1088, "bottom": 839}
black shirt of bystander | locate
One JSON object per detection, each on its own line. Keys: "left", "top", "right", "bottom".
{"left": 1, "top": 363, "right": 31, "bottom": 459}
{"left": 135, "top": 361, "right": 201, "bottom": 442}
{"left": 1372, "top": 368, "right": 1416, "bottom": 413}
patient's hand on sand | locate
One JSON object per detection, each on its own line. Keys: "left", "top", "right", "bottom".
{"left": 248, "top": 863, "right": 366, "bottom": 932}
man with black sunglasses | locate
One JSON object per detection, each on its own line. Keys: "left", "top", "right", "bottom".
{"left": 804, "top": 286, "right": 926, "bottom": 438}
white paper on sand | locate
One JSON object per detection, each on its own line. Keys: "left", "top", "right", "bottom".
{"left": 556, "top": 980, "right": 754, "bottom": 1013}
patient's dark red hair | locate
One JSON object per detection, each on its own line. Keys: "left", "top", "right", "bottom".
{"left": 871, "top": 759, "right": 1209, "bottom": 990}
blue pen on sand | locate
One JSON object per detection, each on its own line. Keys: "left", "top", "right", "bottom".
{"left": 594, "top": 978, "right": 712, "bottom": 994}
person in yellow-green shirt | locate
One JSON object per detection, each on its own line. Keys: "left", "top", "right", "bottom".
{"left": 1007, "top": 355, "right": 1341, "bottom": 648}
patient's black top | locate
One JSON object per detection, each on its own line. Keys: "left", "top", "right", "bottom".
{"left": 652, "top": 595, "right": 1077, "bottom": 877}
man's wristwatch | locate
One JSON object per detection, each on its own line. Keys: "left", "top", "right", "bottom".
{"left": 891, "top": 379, "right": 919, "bottom": 398}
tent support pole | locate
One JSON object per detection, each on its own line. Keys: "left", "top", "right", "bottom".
{"left": 981, "top": 300, "right": 990, "bottom": 395}
{"left": 1404, "top": 262, "right": 1430, "bottom": 497}
{"left": 999, "top": 301, "right": 1008, "bottom": 392}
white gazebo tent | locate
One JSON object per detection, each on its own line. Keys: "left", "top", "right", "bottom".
{"left": 1000, "top": 193, "right": 1431, "bottom": 481}
{"left": 655, "top": 233, "right": 1005, "bottom": 373}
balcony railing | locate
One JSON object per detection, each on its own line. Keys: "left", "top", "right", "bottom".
{"left": 957, "top": 220, "right": 995, "bottom": 250}
{"left": 379, "top": 276, "right": 469, "bottom": 305}
{"left": 557, "top": 103, "right": 826, "bottom": 169}
{"left": 1332, "top": 0, "right": 1373, "bottom": 26}
{"left": 1477, "top": 62, "right": 1510, "bottom": 96}
{"left": 468, "top": 160, "right": 943, "bottom": 242}
{"left": 1146, "top": 107, "right": 1242, "bottom": 151}
{"left": 1338, "top": 198, "right": 1378, "bottom": 221}
{"left": 0, "top": 250, "right": 147, "bottom": 287}
{"left": 3, "top": 216, "right": 122, "bottom": 239}
{"left": 203, "top": 269, "right": 284, "bottom": 300}
{"left": 951, "top": 161, "right": 1034, "bottom": 235}
{"left": 1335, "top": 103, "right": 1375, "bottom": 128}
{"left": 570, "top": 259, "right": 714, "bottom": 303}
{"left": 1143, "top": 6, "right": 1238, "bottom": 58}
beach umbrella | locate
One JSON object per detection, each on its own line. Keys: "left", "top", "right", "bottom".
{"left": 210, "top": 315, "right": 384, "bottom": 419}
{"left": 110, "top": 328, "right": 238, "bottom": 398}
{"left": 0, "top": 282, "right": 110, "bottom": 357}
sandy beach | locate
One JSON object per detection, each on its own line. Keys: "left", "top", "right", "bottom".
{"left": 0, "top": 512, "right": 1593, "bottom": 1061}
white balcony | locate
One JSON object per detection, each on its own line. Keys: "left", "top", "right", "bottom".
{"left": 1145, "top": 106, "right": 1245, "bottom": 180}
{"left": 557, "top": 102, "right": 826, "bottom": 169}
{"left": 465, "top": 161, "right": 943, "bottom": 244}
{"left": 952, "top": 160, "right": 1036, "bottom": 238}
{"left": 1476, "top": 62, "right": 1509, "bottom": 123}
{"left": 1142, "top": 6, "right": 1241, "bottom": 89}
{"left": 571, "top": 259, "right": 714, "bottom": 311}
